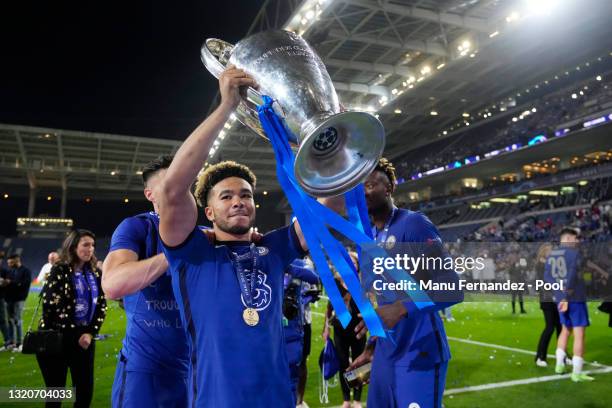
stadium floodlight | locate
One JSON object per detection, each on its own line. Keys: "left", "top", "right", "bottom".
{"left": 462, "top": 112, "right": 470, "bottom": 118}
{"left": 506, "top": 11, "right": 520, "bottom": 22}
{"left": 430, "top": 111, "right": 438, "bottom": 116}
{"left": 489, "top": 31, "right": 499, "bottom": 38}
{"left": 394, "top": 109, "right": 402, "bottom": 114}
{"left": 571, "top": 93, "right": 578, "bottom": 99}
{"left": 596, "top": 75, "right": 602, "bottom": 81}
{"left": 523, "top": 0, "right": 560, "bottom": 16}
{"left": 529, "top": 190, "right": 558, "bottom": 196}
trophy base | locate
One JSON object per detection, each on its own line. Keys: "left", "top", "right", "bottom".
{"left": 294, "top": 111, "right": 385, "bottom": 197}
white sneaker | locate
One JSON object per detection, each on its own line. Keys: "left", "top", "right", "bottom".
{"left": 535, "top": 359, "right": 548, "bottom": 367}
{"left": 565, "top": 356, "right": 573, "bottom": 366}
{"left": 12, "top": 345, "right": 22, "bottom": 353}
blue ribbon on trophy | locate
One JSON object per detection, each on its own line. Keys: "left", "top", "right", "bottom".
{"left": 256, "top": 95, "right": 384, "bottom": 336}
{"left": 200, "top": 29, "right": 434, "bottom": 337}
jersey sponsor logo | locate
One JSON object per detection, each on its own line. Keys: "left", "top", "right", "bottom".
{"left": 256, "top": 246, "right": 269, "bottom": 256}
{"left": 240, "top": 269, "right": 273, "bottom": 311}
{"left": 385, "top": 235, "right": 396, "bottom": 249}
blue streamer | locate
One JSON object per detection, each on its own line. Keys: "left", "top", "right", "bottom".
{"left": 257, "top": 96, "right": 386, "bottom": 338}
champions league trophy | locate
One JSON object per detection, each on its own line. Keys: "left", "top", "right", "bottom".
{"left": 201, "top": 30, "right": 385, "bottom": 197}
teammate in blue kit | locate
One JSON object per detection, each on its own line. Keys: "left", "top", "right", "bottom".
{"left": 283, "top": 259, "right": 320, "bottom": 398}
{"left": 349, "top": 158, "right": 463, "bottom": 408}
{"left": 103, "top": 155, "right": 191, "bottom": 408}
{"left": 156, "top": 66, "right": 336, "bottom": 407}
{"left": 545, "top": 227, "right": 607, "bottom": 382}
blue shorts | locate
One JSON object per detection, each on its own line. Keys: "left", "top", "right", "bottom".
{"left": 367, "top": 359, "right": 448, "bottom": 408}
{"left": 111, "top": 353, "right": 189, "bottom": 408}
{"left": 559, "top": 302, "right": 590, "bottom": 328}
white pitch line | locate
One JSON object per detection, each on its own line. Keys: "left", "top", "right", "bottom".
{"left": 445, "top": 366, "right": 612, "bottom": 395}
{"left": 448, "top": 336, "right": 612, "bottom": 369}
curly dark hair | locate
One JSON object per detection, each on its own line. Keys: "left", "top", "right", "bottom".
{"left": 194, "top": 160, "right": 257, "bottom": 207}
{"left": 142, "top": 155, "right": 174, "bottom": 186}
{"left": 374, "top": 157, "right": 397, "bottom": 192}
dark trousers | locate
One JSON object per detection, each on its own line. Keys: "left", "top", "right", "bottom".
{"left": 511, "top": 291, "right": 525, "bottom": 313}
{"left": 0, "top": 298, "right": 9, "bottom": 343}
{"left": 536, "top": 303, "right": 561, "bottom": 361}
{"left": 36, "top": 332, "right": 96, "bottom": 408}
{"left": 335, "top": 326, "right": 366, "bottom": 402}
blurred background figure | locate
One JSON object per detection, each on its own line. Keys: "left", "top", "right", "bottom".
{"left": 322, "top": 251, "right": 366, "bottom": 408}
{"left": 0, "top": 251, "right": 11, "bottom": 349}
{"left": 1, "top": 254, "right": 32, "bottom": 352}
{"left": 534, "top": 243, "right": 559, "bottom": 367}
{"left": 36, "top": 251, "right": 59, "bottom": 284}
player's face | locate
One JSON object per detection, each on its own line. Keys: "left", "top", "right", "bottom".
{"left": 75, "top": 236, "right": 95, "bottom": 264}
{"left": 206, "top": 177, "right": 256, "bottom": 235}
{"left": 364, "top": 171, "right": 391, "bottom": 212}
{"left": 560, "top": 233, "right": 579, "bottom": 245}
{"left": 144, "top": 169, "right": 167, "bottom": 209}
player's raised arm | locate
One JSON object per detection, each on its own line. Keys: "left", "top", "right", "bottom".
{"left": 159, "top": 67, "right": 258, "bottom": 246}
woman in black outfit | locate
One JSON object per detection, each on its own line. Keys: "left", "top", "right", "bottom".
{"left": 322, "top": 252, "right": 365, "bottom": 408}
{"left": 36, "top": 230, "right": 107, "bottom": 407}
{"left": 534, "top": 243, "right": 561, "bottom": 367}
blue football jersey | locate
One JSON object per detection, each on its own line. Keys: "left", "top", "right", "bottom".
{"left": 544, "top": 245, "right": 586, "bottom": 302}
{"left": 162, "top": 224, "right": 305, "bottom": 408}
{"left": 372, "top": 208, "right": 463, "bottom": 369}
{"left": 109, "top": 212, "right": 190, "bottom": 374}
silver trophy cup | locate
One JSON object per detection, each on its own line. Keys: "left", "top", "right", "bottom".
{"left": 201, "top": 30, "right": 385, "bottom": 197}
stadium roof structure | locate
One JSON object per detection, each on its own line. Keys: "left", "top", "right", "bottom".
{"left": 204, "top": 0, "right": 612, "bottom": 190}
{"left": 3, "top": 1, "right": 612, "bottom": 198}
{"left": 0, "top": 122, "right": 284, "bottom": 199}
{"left": 0, "top": 123, "right": 180, "bottom": 197}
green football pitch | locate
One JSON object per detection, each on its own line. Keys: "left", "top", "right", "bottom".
{"left": 1, "top": 291, "right": 611, "bottom": 407}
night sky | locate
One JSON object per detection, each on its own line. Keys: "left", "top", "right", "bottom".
{"left": 0, "top": 0, "right": 265, "bottom": 140}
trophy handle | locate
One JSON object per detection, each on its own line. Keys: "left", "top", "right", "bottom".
{"left": 201, "top": 39, "right": 264, "bottom": 115}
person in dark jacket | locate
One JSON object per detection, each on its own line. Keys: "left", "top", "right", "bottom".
{"left": 3, "top": 254, "right": 32, "bottom": 350}
{"left": 322, "top": 251, "right": 366, "bottom": 408}
{"left": 534, "top": 243, "right": 560, "bottom": 367}
{"left": 36, "top": 229, "right": 107, "bottom": 408}
{"left": 0, "top": 251, "right": 12, "bottom": 348}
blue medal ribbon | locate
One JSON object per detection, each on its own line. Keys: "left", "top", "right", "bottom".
{"left": 229, "top": 244, "right": 258, "bottom": 308}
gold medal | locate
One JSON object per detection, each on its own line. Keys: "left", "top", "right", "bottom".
{"left": 242, "top": 307, "right": 259, "bottom": 326}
